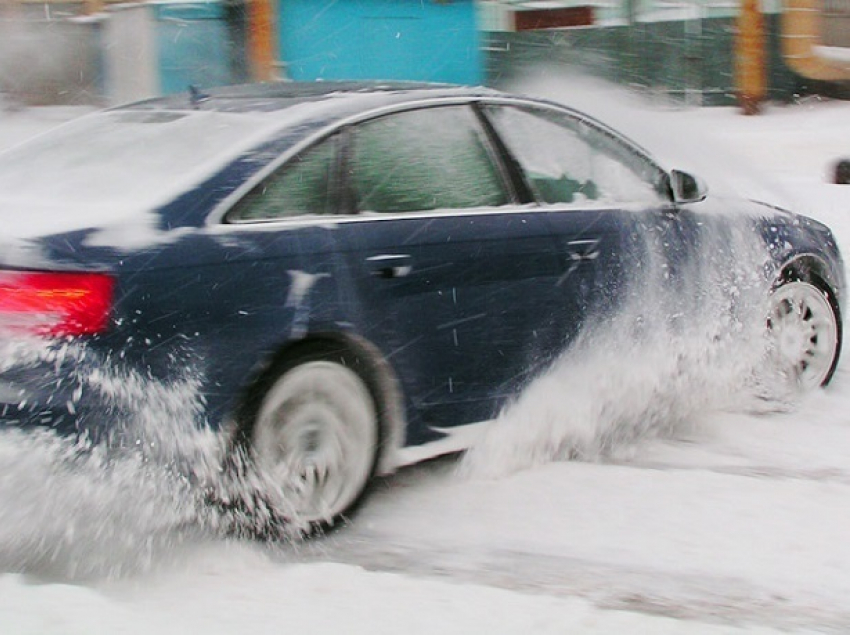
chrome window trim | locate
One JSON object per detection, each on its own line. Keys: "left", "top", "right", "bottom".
{"left": 207, "top": 96, "right": 492, "bottom": 227}
{"left": 205, "top": 202, "right": 625, "bottom": 235}
{"left": 206, "top": 93, "right": 665, "bottom": 228}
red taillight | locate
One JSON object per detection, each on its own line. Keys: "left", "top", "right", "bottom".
{"left": 0, "top": 271, "right": 114, "bottom": 336}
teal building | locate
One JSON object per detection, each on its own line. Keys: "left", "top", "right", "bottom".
{"left": 277, "top": 0, "right": 483, "bottom": 84}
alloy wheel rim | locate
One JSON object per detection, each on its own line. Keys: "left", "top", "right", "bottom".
{"left": 253, "top": 361, "right": 377, "bottom": 525}
{"left": 767, "top": 281, "right": 838, "bottom": 391}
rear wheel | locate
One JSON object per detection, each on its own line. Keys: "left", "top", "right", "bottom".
{"left": 767, "top": 280, "right": 841, "bottom": 389}
{"left": 244, "top": 347, "right": 379, "bottom": 531}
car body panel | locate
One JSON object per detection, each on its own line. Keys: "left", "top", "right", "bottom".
{"left": 336, "top": 209, "right": 565, "bottom": 443}
{"left": 0, "top": 82, "right": 843, "bottom": 466}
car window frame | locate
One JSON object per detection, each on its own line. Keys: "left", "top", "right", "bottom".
{"left": 337, "top": 102, "right": 521, "bottom": 216}
{"left": 475, "top": 98, "right": 672, "bottom": 208}
{"left": 211, "top": 94, "right": 668, "bottom": 230}
{"left": 224, "top": 131, "right": 347, "bottom": 224}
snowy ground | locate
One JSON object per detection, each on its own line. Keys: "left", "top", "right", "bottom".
{"left": 2, "top": 82, "right": 850, "bottom": 634}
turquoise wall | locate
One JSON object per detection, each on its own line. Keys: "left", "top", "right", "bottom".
{"left": 155, "top": 2, "right": 232, "bottom": 95}
{"left": 278, "top": 0, "right": 483, "bottom": 84}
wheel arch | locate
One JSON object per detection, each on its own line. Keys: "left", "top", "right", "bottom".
{"left": 775, "top": 254, "right": 843, "bottom": 387}
{"left": 777, "top": 254, "right": 842, "bottom": 303}
{"left": 235, "top": 331, "right": 407, "bottom": 476}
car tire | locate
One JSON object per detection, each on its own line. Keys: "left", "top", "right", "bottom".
{"left": 767, "top": 278, "right": 842, "bottom": 389}
{"left": 240, "top": 344, "right": 380, "bottom": 533}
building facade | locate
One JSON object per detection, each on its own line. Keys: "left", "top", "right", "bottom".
{"left": 1, "top": 0, "right": 849, "bottom": 105}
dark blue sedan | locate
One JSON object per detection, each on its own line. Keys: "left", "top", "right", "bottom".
{"left": 0, "top": 83, "right": 843, "bottom": 528}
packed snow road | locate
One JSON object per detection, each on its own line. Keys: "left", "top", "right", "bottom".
{"left": 308, "top": 393, "right": 850, "bottom": 632}
{"left": 2, "top": 83, "right": 850, "bottom": 634}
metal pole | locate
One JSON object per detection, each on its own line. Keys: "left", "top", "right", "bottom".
{"left": 248, "top": 0, "right": 276, "bottom": 81}
{"left": 735, "top": 0, "right": 767, "bottom": 114}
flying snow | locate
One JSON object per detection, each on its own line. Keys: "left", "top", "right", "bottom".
{"left": 0, "top": 340, "right": 302, "bottom": 581}
{"left": 462, "top": 212, "right": 795, "bottom": 479}
{"left": 0, "top": 207, "right": 806, "bottom": 580}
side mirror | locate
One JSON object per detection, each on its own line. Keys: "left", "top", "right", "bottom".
{"left": 834, "top": 158, "right": 850, "bottom": 184}
{"left": 669, "top": 170, "right": 708, "bottom": 204}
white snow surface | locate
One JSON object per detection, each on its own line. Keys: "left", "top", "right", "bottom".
{"left": 3, "top": 82, "right": 850, "bottom": 633}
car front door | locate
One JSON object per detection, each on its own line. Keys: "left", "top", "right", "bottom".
{"left": 335, "top": 104, "right": 570, "bottom": 442}
{"left": 480, "top": 102, "right": 673, "bottom": 330}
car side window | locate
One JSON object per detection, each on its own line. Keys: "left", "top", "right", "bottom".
{"left": 349, "top": 106, "right": 509, "bottom": 213}
{"left": 227, "top": 135, "right": 339, "bottom": 222}
{"left": 484, "top": 105, "right": 666, "bottom": 207}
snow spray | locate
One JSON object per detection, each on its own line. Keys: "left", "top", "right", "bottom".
{"left": 0, "top": 339, "right": 300, "bottom": 581}
{"left": 461, "top": 212, "right": 792, "bottom": 479}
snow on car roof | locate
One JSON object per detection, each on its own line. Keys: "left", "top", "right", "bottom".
{"left": 0, "top": 108, "right": 301, "bottom": 248}
{"left": 125, "top": 81, "right": 499, "bottom": 114}
{"left": 0, "top": 83, "right": 504, "bottom": 251}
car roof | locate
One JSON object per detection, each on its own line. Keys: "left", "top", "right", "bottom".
{"left": 122, "top": 81, "right": 503, "bottom": 115}
{"left": 118, "top": 82, "right": 649, "bottom": 160}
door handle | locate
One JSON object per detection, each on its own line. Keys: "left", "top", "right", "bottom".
{"left": 556, "top": 238, "right": 601, "bottom": 287}
{"left": 366, "top": 254, "right": 413, "bottom": 279}
{"left": 565, "top": 238, "right": 601, "bottom": 262}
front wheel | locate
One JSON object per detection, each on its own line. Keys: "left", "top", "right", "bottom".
{"left": 246, "top": 351, "right": 379, "bottom": 531}
{"left": 767, "top": 280, "right": 842, "bottom": 390}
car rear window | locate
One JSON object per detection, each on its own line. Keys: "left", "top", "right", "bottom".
{"left": 0, "top": 110, "right": 286, "bottom": 211}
